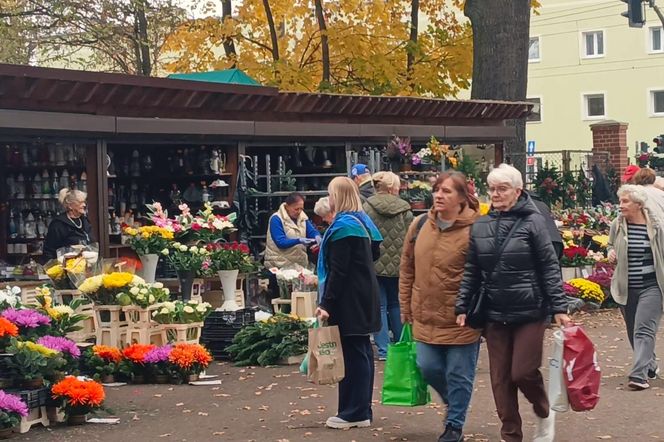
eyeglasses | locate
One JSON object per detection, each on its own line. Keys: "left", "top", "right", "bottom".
{"left": 488, "top": 186, "right": 512, "bottom": 195}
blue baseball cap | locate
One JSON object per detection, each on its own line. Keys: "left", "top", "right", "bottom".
{"left": 350, "top": 164, "right": 370, "bottom": 178}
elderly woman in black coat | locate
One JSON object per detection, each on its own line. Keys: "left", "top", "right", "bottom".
{"left": 455, "top": 164, "right": 570, "bottom": 442}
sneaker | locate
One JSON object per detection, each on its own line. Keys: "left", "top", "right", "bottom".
{"left": 648, "top": 367, "right": 660, "bottom": 380}
{"left": 533, "top": 410, "right": 556, "bottom": 442}
{"left": 325, "top": 416, "right": 371, "bottom": 429}
{"left": 628, "top": 379, "right": 650, "bottom": 390}
{"left": 438, "top": 424, "right": 464, "bottom": 442}
{"left": 378, "top": 356, "right": 387, "bottom": 361}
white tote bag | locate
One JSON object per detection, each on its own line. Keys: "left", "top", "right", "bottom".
{"left": 548, "top": 328, "right": 570, "bottom": 412}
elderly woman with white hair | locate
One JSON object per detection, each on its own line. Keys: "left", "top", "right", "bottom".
{"left": 455, "top": 163, "right": 570, "bottom": 442}
{"left": 314, "top": 197, "right": 335, "bottom": 225}
{"left": 608, "top": 184, "right": 664, "bottom": 391}
{"left": 43, "top": 188, "right": 94, "bottom": 260}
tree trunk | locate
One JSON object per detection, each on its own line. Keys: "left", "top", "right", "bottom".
{"left": 314, "top": 0, "right": 330, "bottom": 89}
{"left": 134, "top": 0, "right": 152, "bottom": 76}
{"left": 262, "top": 0, "right": 280, "bottom": 62}
{"left": 221, "top": 0, "right": 237, "bottom": 67}
{"left": 465, "top": 0, "right": 531, "bottom": 173}
{"left": 406, "top": 0, "right": 419, "bottom": 88}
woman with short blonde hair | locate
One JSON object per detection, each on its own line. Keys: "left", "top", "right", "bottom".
{"left": 316, "top": 176, "right": 383, "bottom": 430}
{"left": 43, "top": 188, "right": 94, "bottom": 260}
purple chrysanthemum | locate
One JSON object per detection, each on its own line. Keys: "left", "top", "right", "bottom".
{"left": 0, "top": 390, "right": 29, "bottom": 417}
{"left": 37, "top": 335, "right": 81, "bottom": 358}
{"left": 144, "top": 345, "right": 172, "bottom": 364}
{"left": 1, "top": 308, "right": 51, "bottom": 328}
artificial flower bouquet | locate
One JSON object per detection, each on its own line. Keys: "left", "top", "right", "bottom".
{"left": 0, "top": 286, "right": 21, "bottom": 311}
{"left": 150, "top": 201, "right": 237, "bottom": 244}
{"left": 82, "top": 345, "right": 122, "bottom": 382}
{"left": 44, "top": 244, "right": 100, "bottom": 289}
{"left": 386, "top": 135, "right": 412, "bottom": 164}
{"left": 34, "top": 286, "right": 91, "bottom": 337}
{"left": 161, "top": 242, "right": 211, "bottom": 274}
{"left": 167, "top": 343, "right": 212, "bottom": 381}
{"left": 76, "top": 259, "right": 145, "bottom": 305}
{"left": 51, "top": 376, "right": 105, "bottom": 417}
{"left": 151, "top": 300, "right": 213, "bottom": 324}
{"left": 119, "top": 343, "right": 156, "bottom": 381}
{"left": 269, "top": 267, "right": 316, "bottom": 299}
{"left": 116, "top": 282, "right": 171, "bottom": 308}
{"left": 206, "top": 241, "right": 258, "bottom": 274}
{"left": 123, "top": 224, "right": 174, "bottom": 256}
{"left": 0, "top": 390, "right": 28, "bottom": 430}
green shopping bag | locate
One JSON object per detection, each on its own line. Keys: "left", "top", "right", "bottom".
{"left": 381, "top": 324, "right": 431, "bottom": 406}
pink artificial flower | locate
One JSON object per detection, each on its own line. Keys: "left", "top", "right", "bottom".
{"left": 178, "top": 204, "right": 191, "bottom": 217}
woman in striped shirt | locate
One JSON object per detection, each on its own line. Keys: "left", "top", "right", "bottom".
{"left": 608, "top": 185, "right": 664, "bottom": 390}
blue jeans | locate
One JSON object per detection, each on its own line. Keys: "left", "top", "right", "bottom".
{"left": 373, "top": 276, "right": 402, "bottom": 358}
{"left": 416, "top": 341, "right": 480, "bottom": 430}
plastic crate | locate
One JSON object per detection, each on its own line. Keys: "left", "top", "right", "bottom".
{"left": 204, "top": 309, "right": 256, "bottom": 327}
{"left": 6, "top": 387, "right": 50, "bottom": 409}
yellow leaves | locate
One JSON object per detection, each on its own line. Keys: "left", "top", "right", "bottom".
{"left": 163, "top": 0, "right": 473, "bottom": 97}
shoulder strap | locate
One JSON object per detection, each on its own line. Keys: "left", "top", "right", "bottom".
{"left": 486, "top": 217, "right": 524, "bottom": 282}
{"left": 410, "top": 214, "right": 428, "bottom": 244}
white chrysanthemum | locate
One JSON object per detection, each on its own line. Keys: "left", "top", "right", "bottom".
{"left": 179, "top": 245, "right": 188, "bottom": 252}
{"left": 183, "top": 306, "right": 194, "bottom": 313}
{"left": 153, "top": 282, "right": 164, "bottom": 289}
{"left": 139, "top": 288, "right": 148, "bottom": 295}
{"left": 159, "top": 307, "right": 169, "bottom": 315}
{"left": 161, "top": 248, "right": 169, "bottom": 256}
{"left": 51, "top": 305, "right": 75, "bottom": 316}
{"left": 131, "top": 275, "right": 146, "bottom": 285}
{"left": 79, "top": 275, "right": 103, "bottom": 294}
{"left": 196, "top": 304, "right": 207, "bottom": 313}
{"left": 189, "top": 246, "right": 199, "bottom": 254}
{"left": 148, "top": 295, "right": 155, "bottom": 304}
{"left": 129, "top": 287, "right": 140, "bottom": 295}
{"left": 163, "top": 288, "right": 170, "bottom": 295}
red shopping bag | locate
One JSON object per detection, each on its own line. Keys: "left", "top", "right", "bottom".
{"left": 562, "top": 325, "right": 601, "bottom": 411}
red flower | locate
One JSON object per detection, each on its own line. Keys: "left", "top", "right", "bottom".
{"left": 191, "top": 223, "right": 202, "bottom": 231}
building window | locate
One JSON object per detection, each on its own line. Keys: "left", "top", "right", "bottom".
{"left": 584, "top": 93, "right": 606, "bottom": 119}
{"left": 526, "top": 97, "right": 542, "bottom": 122}
{"left": 652, "top": 90, "right": 664, "bottom": 115}
{"left": 650, "top": 27, "right": 663, "bottom": 53}
{"left": 529, "top": 37, "right": 541, "bottom": 62}
{"left": 582, "top": 31, "right": 604, "bottom": 58}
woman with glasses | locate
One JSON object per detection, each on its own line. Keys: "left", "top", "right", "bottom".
{"left": 456, "top": 164, "right": 570, "bottom": 442}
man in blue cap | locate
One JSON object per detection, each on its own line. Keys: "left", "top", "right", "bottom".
{"left": 351, "top": 163, "right": 375, "bottom": 201}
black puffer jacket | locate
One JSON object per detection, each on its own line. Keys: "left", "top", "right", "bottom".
{"left": 455, "top": 193, "right": 567, "bottom": 324}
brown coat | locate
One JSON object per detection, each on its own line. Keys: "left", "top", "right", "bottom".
{"left": 399, "top": 206, "right": 481, "bottom": 345}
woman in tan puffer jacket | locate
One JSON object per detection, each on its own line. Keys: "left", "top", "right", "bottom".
{"left": 399, "top": 171, "right": 480, "bottom": 442}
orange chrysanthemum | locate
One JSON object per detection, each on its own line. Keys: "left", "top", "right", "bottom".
{"left": 168, "top": 343, "right": 212, "bottom": 370}
{"left": 122, "top": 343, "right": 156, "bottom": 364}
{"left": 0, "top": 317, "right": 18, "bottom": 337}
{"left": 52, "top": 376, "right": 105, "bottom": 408}
{"left": 93, "top": 345, "right": 122, "bottom": 363}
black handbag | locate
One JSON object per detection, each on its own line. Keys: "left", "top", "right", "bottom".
{"left": 466, "top": 218, "right": 524, "bottom": 329}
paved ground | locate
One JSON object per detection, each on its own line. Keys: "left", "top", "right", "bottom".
{"left": 14, "top": 310, "right": 664, "bottom": 442}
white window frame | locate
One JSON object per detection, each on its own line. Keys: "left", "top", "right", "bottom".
{"left": 648, "top": 26, "right": 664, "bottom": 54}
{"left": 528, "top": 36, "right": 541, "bottom": 63}
{"left": 526, "top": 96, "right": 543, "bottom": 123}
{"left": 648, "top": 88, "right": 664, "bottom": 117}
{"left": 580, "top": 30, "right": 605, "bottom": 59}
{"left": 582, "top": 92, "right": 607, "bottom": 120}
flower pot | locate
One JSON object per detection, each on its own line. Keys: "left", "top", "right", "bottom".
{"left": 154, "top": 374, "right": 169, "bottom": 384}
{"left": 187, "top": 374, "right": 199, "bottom": 383}
{"left": 218, "top": 269, "right": 240, "bottom": 311}
{"left": 0, "top": 427, "right": 13, "bottom": 439}
{"left": 67, "top": 413, "right": 87, "bottom": 426}
{"left": 22, "top": 377, "right": 44, "bottom": 389}
{"left": 139, "top": 254, "right": 159, "bottom": 283}
{"left": 132, "top": 374, "right": 145, "bottom": 384}
{"left": 177, "top": 270, "right": 196, "bottom": 302}
{"left": 46, "top": 406, "right": 66, "bottom": 423}
{"left": 561, "top": 266, "right": 582, "bottom": 282}
{"left": 101, "top": 374, "right": 115, "bottom": 384}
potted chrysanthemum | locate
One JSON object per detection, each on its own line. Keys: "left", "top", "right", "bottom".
{"left": 0, "top": 390, "right": 28, "bottom": 436}
{"left": 51, "top": 376, "right": 105, "bottom": 425}
{"left": 167, "top": 343, "right": 212, "bottom": 383}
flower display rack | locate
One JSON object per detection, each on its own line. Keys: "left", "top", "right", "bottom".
{"left": 56, "top": 290, "right": 96, "bottom": 343}
{"left": 122, "top": 305, "right": 167, "bottom": 346}
{"left": 6, "top": 387, "right": 50, "bottom": 409}
{"left": 16, "top": 406, "right": 49, "bottom": 434}
{"left": 92, "top": 305, "right": 128, "bottom": 348}
{"left": 162, "top": 322, "right": 203, "bottom": 344}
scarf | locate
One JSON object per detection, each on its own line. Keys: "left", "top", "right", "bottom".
{"left": 317, "top": 211, "right": 383, "bottom": 303}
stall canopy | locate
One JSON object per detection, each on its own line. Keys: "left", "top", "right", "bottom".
{"left": 0, "top": 63, "right": 533, "bottom": 140}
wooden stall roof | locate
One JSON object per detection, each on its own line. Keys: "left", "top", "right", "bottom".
{"left": 0, "top": 63, "right": 532, "bottom": 127}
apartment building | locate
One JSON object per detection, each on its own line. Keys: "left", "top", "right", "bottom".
{"left": 526, "top": 0, "right": 664, "bottom": 155}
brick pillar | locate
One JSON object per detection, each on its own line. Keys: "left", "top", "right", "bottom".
{"left": 590, "top": 120, "right": 628, "bottom": 178}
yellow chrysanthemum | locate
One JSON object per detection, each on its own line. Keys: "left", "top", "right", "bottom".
{"left": 479, "top": 203, "right": 490, "bottom": 216}
{"left": 46, "top": 264, "right": 65, "bottom": 279}
{"left": 568, "top": 278, "right": 605, "bottom": 304}
{"left": 48, "top": 305, "right": 76, "bottom": 319}
{"left": 592, "top": 235, "right": 609, "bottom": 248}
{"left": 79, "top": 275, "right": 103, "bottom": 294}
{"left": 18, "top": 341, "right": 58, "bottom": 357}
{"left": 102, "top": 272, "right": 134, "bottom": 289}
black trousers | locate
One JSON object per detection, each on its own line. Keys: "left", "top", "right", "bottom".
{"left": 338, "top": 335, "right": 374, "bottom": 422}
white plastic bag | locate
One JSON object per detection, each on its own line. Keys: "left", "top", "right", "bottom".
{"left": 548, "top": 328, "right": 569, "bottom": 412}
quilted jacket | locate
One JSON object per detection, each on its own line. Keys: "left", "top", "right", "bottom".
{"left": 363, "top": 194, "right": 413, "bottom": 277}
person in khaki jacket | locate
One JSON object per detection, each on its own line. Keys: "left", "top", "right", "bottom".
{"left": 399, "top": 171, "right": 480, "bottom": 442}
